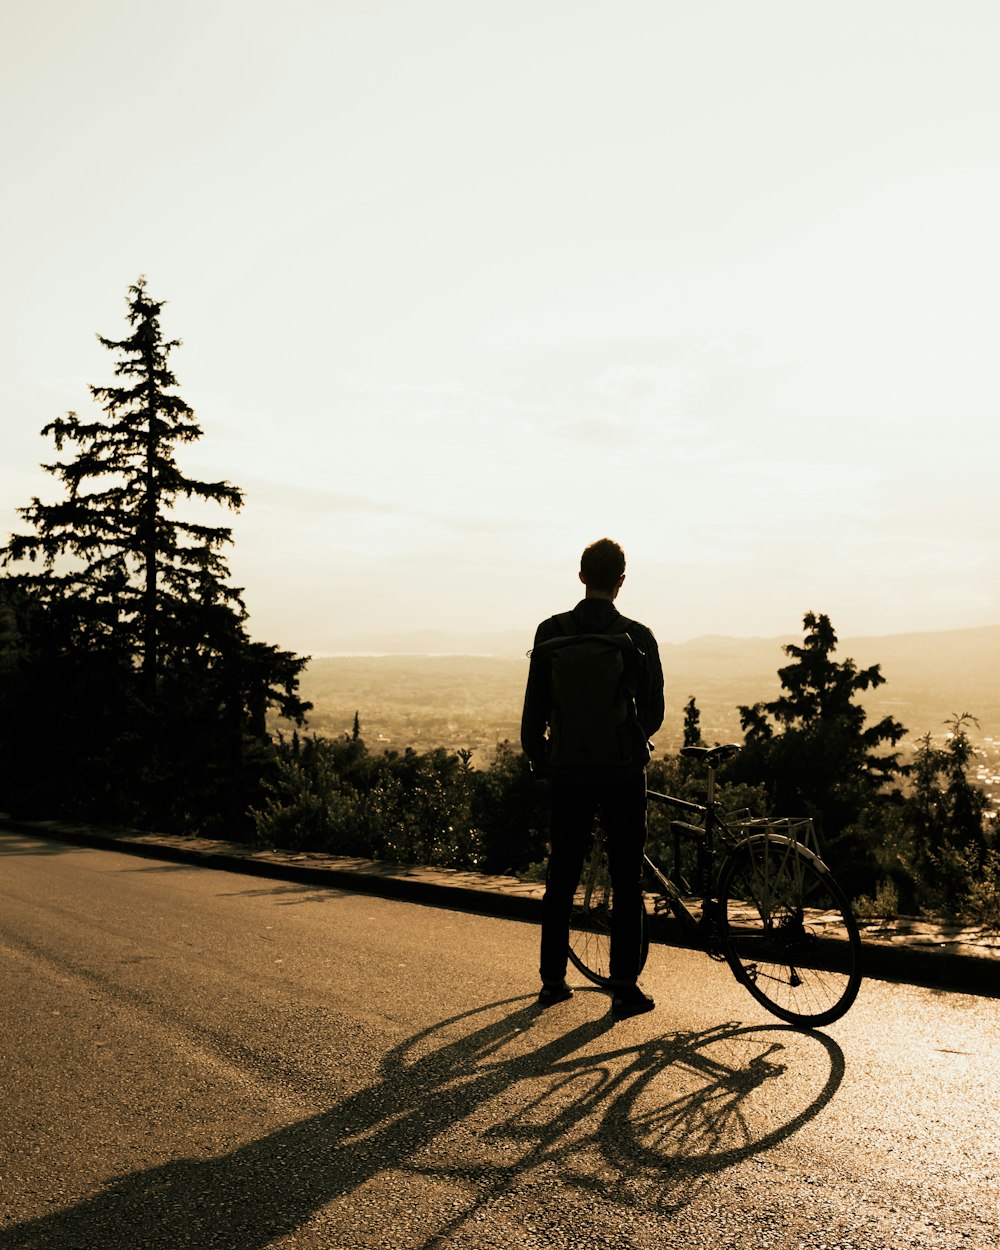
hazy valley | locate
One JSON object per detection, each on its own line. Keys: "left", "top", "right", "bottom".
{"left": 289, "top": 626, "right": 1000, "bottom": 791}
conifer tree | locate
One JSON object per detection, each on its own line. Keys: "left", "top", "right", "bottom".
{"left": 4, "top": 277, "right": 245, "bottom": 689}
{"left": 903, "top": 714, "right": 992, "bottom": 915}
{"left": 734, "top": 611, "right": 906, "bottom": 887}
{"left": 682, "top": 695, "right": 702, "bottom": 748}
{"left": 1, "top": 278, "right": 309, "bottom": 829}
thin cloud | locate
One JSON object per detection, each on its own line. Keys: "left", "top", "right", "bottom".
{"left": 241, "top": 474, "right": 541, "bottom": 541}
{"left": 240, "top": 477, "right": 404, "bottom": 517}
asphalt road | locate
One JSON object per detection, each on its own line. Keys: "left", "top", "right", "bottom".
{"left": 0, "top": 831, "right": 997, "bottom": 1250}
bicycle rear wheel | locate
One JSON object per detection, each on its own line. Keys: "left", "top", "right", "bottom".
{"left": 720, "top": 835, "right": 862, "bottom": 1027}
{"left": 567, "top": 835, "right": 649, "bottom": 987}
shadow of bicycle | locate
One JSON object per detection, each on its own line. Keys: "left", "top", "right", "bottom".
{"left": 388, "top": 997, "right": 844, "bottom": 1241}
{"left": 1, "top": 995, "right": 844, "bottom": 1249}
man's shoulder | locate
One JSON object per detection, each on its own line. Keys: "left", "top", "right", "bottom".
{"left": 616, "top": 613, "right": 659, "bottom": 651}
{"left": 531, "top": 606, "right": 659, "bottom": 654}
{"left": 532, "top": 611, "right": 575, "bottom": 647}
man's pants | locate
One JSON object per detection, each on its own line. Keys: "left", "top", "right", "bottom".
{"left": 539, "top": 768, "right": 647, "bottom": 988}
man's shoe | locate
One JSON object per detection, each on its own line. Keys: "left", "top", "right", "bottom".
{"left": 537, "top": 981, "right": 573, "bottom": 1008}
{"left": 611, "top": 986, "right": 655, "bottom": 1020}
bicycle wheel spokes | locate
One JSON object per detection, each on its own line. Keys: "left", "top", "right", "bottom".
{"left": 567, "top": 836, "right": 649, "bottom": 987}
{"left": 721, "top": 836, "right": 862, "bottom": 1027}
{"left": 568, "top": 839, "right": 615, "bottom": 985}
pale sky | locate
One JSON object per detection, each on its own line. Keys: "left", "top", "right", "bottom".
{"left": 3, "top": 0, "right": 998, "bottom": 654}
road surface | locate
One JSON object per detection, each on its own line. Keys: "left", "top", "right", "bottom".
{"left": 0, "top": 831, "right": 997, "bottom": 1249}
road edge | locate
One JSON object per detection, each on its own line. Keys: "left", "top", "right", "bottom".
{"left": 3, "top": 819, "right": 997, "bottom": 1000}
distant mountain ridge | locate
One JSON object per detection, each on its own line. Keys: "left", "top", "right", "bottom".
{"left": 656, "top": 624, "right": 1000, "bottom": 745}
{"left": 318, "top": 622, "right": 1000, "bottom": 663}
{"left": 306, "top": 624, "right": 1000, "bottom": 745}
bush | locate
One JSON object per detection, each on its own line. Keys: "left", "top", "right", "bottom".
{"left": 645, "top": 754, "right": 768, "bottom": 891}
{"left": 853, "top": 878, "right": 901, "bottom": 922}
{"left": 470, "top": 741, "right": 549, "bottom": 874}
{"left": 253, "top": 735, "right": 497, "bottom": 869}
{"left": 961, "top": 848, "right": 1000, "bottom": 932}
{"left": 251, "top": 719, "right": 998, "bottom": 933}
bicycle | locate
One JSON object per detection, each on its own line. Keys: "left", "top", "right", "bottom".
{"left": 567, "top": 743, "right": 863, "bottom": 1028}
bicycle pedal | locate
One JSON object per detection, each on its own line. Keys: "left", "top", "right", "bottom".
{"left": 652, "top": 895, "right": 671, "bottom": 914}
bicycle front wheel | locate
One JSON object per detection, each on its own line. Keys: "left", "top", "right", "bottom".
{"left": 720, "top": 835, "right": 862, "bottom": 1027}
{"left": 568, "top": 836, "right": 649, "bottom": 987}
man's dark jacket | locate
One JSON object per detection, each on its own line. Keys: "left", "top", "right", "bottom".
{"left": 520, "top": 598, "right": 665, "bottom": 771}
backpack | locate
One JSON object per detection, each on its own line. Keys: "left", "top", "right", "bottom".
{"left": 533, "top": 612, "right": 645, "bottom": 769}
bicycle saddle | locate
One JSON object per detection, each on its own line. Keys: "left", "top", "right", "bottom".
{"left": 679, "top": 743, "right": 742, "bottom": 767}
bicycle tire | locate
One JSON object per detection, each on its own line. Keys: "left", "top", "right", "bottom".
{"left": 720, "top": 834, "right": 862, "bottom": 1027}
{"left": 567, "top": 836, "right": 649, "bottom": 987}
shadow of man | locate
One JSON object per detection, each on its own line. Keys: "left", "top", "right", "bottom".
{"left": 1, "top": 997, "right": 843, "bottom": 1249}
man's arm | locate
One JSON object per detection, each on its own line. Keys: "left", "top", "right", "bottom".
{"left": 638, "top": 626, "right": 665, "bottom": 739}
{"left": 520, "top": 622, "right": 551, "bottom": 768}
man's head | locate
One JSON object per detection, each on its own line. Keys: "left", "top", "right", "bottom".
{"left": 579, "top": 538, "right": 626, "bottom": 599}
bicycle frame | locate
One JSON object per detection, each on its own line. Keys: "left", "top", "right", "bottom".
{"left": 568, "top": 743, "right": 864, "bottom": 1027}
{"left": 645, "top": 762, "right": 733, "bottom": 945}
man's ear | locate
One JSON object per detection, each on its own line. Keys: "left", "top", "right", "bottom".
{"left": 579, "top": 571, "right": 586, "bottom": 585}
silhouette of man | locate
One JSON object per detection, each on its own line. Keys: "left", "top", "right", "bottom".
{"left": 521, "top": 538, "right": 664, "bottom": 1019}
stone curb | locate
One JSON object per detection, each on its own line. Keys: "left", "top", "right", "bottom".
{"left": 3, "top": 819, "right": 998, "bottom": 1000}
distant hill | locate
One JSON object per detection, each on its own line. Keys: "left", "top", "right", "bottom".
{"left": 657, "top": 624, "right": 1000, "bottom": 746}
{"left": 839, "top": 625, "right": 1000, "bottom": 744}
{"left": 298, "top": 624, "right": 1000, "bottom": 753}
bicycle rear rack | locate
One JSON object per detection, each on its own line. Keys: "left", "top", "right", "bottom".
{"left": 734, "top": 816, "right": 822, "bottom": 858}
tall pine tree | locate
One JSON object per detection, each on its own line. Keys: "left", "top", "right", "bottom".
{"left": 734, "top": 611, "right": 906, "bottom": 892}
{"left": 5, "top": 277, "right": 247, "bottom": 688}
{"left": 1, "top": 278, "right": 309, "bottom": 830}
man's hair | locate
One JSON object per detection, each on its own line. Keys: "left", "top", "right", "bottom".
{"left": 580, "top": 538, "right": 626, "bottom": 592}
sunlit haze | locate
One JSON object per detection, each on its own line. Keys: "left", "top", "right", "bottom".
{"left": 3, "top": 1, "right": 998, "bottom": 655}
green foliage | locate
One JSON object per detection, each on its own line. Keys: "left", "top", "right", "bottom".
{"left": 249, "top": 734, "right": 364, "bottom": 853}
{"left": 893, "top": 715, "right": 997, "bottom": 922}
{"left": 0, "top": 280, "right": 308, "bottom": 832}
{"left": 734, "top": 611, "right": 906, "bottom": 893}
{"left": 470, "top": 740, "right": 549, "bottom": 874}
{"left": 646, "top": 752, "right": 768, "bottom": 888}
{"left": 682, "top": 695, "right": 701, "bottom": 749}
{"left": 730, "top": 613, "right": 996, "bottom": 922}
{"left": 5, "top": 278, "right": 245, "bottom": 681}
{"left": 252, "top": 731, "right": 766, "bottom": 889}
{"left": 961, "top": 848, "right": 1000, "bottom": 932}
{"left": 252, "top": 735, "right": 550, "bottom": 873}
{"left": 853, "top": 878, "right": 901, "bottom": 921}
{"left": 239, "top": 670, "right": 1000, "bottom": 930}
{"left": 373, "top": 747, "right": 479, "bottom": 867}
